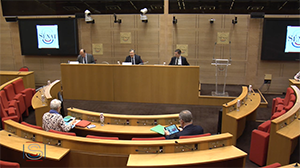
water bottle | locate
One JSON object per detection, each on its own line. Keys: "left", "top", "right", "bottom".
{"left": 41, "top": 94, "right": 46, "bottom": 105}
{"left": 117, "top": 60, "right": 120, "bottom": 65}
{"left": 248, "top": 85, "right": 252, "bottom": 95}
{"left": 236, "top": 99, "right": 241, "bottom": 111}
{"left": 100, "top": 113, "right": 104, "bottom": 126}
{"left": 163, "top": 61, "right": 166, "bottom": 65}
{"left": 47, "top": 80, "right": 51, "bottom": 85}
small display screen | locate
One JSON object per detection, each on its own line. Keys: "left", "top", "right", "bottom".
{"left": 164, "top": 124, "right": 179, "bottom": 135}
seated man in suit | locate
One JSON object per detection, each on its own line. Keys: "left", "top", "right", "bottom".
{"left": 42, "top": 99, "right": 76, "bottom": 132}
{"left": 294, "top": 71, "right": 300, "bottom": 81}
{"left": 77, "top": 49, "right": 95, "bottom": 64}
{"left": 124, "top": 49, "right": 143, "bottom": 65}
{"left": 164, "top": 110, "right": 203, "bottom": 139}
{"left": 169, "top": 49, "right": 189, "bottom": 65}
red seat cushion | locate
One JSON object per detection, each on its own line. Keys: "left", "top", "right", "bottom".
{"left": 49, "top": 129, "right": 76, "bottom": 136}
{"left": 249, "top": 129, "right": 270, "bottom": 166}
{"left": 262, "top": 162, "right": 281, "bottom": 168}
{"left": 0, "top": 160, "right": 20, "bottom": 168}
{"left": 21, "top": 122, "right": 43, "bottom": 130}
{"left": 131, "top": 137, "right": 166, "bottom": 140}
{"left": 179, "top": 133, "right": 211, "bottom": 139}
{"left": 86, "top": 135, "right": 119, "bottom": 140}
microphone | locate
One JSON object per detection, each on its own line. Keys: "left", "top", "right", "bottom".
{"left": 174, "top": 141, "right": 198, "bottom": 152}
{"left": 135, "top": 146, "right": 163, "bottom": 153}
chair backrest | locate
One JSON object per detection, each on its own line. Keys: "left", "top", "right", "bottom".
{"left": 0, "top": 160, "right": 20, "bottom": 168}
{"left": 258, "top": 120, "right": 271, "bottom": 133}
{"left": 3, "top": 84, "right": 16, "bottom": 101}
{"left": 12, "top": 78, "right": 25, "bottom": 94}
{"left": 0, "top": 102, "right": 8, "bottom": 118}
{"left": 179, "top": 133, "right": 211, "bottom": 139}
{"left": 131, "top": 137, "right": 166, "bottom": 140}
{"left": 19, "top": 66, "right": 29, "bottom": 71}
{"left": 271, "top": 110, "right": 286, "bottom": 120}
{"left": 49, "top": 129, "right": 76, "bottom": 136}
{"left": 283, "top": 87, "right": 295, "bottom": 106}
{"left": 86, "top": 135, "right": 119, "bottom": 140}
{"left": 0, "top": 90, "right": 10, "bottom": 109}
{"left": 21, "top": 121, "right": 43, "bottom": 130}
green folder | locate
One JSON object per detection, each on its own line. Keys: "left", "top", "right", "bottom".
{"left": 150, "top": 124, "right": 165, "bottom": 135}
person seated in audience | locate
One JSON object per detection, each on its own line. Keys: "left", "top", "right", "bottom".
{"left": 168, "top": 49, "right": 189, "bottom": 65}
{"left": 294, "top": 71, "right": 300, "bottom": 81}
{"left": 164, "top": 110, "right": 203, "bottom": 139}
{"left": 77, "top": 49, "right": 95, "bottom": 64}
{"left": 124, "top": 49, "right": 143, "bottom": 65}
{"left": 42, "top": 99, "right": 75, "bottom": 132}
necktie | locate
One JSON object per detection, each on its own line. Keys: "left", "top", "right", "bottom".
{"left": 175, "top": 58, "right": 178, "bottom": 65}
{"left": 132, "top": 58, "right": 134, "bottom": 65}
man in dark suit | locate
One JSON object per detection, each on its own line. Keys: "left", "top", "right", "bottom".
{"left": 77, "top": 49, "right": 95, "bottom": 64}
{"left": 169, "top": 49, "right": 189, "bottom": 65}
{"left": 124, "top": 49, "right": 143, "bottom": 65}
{"left": 165, "top": 110, "right": 204, "bottom": 139}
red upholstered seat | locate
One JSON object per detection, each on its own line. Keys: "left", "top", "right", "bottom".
{"left": 270, "top": 110, "right": 286, "bottom": 120}
{"left": 3, "top": 84, "right": 28, "bottom": 117}
{"left": 0, "top": 90, "right": 21, "bottom": 121}
{"left": 0, "top": 102, "right": 19, "bottom": 128}
{"left": 21, "top": 121, "right": 43, "bottom": 130}
{"left": 131, "top": 137, "right": 166, "bottom": 140}
{"left": 179, "top": 133, "right": 211, "bottom": 139}
{"left": 0, "top": 160, "right": 20, "bottom": 168}
{"left": 249, "top": 129, "right": 270, "bottom": 166}
{"left": 19, "top": 66, "right": 29, "bottom": 71}
{"left": 271, "top": 87, "right": 294, "bottom": 115}
{"left": 250, "top": 120, "right": 272, "bottom": 166}
{"left": 49, "top": 129, "right": 76, "bottom": 136}
{"left": 12, "top": 78, "right": 36, "bottom": 109}
{"left": 86, "top": 135, "right": 119, "bottom": 140}
{"left": 262, "top": 163, "right": 281, "bottom": 168}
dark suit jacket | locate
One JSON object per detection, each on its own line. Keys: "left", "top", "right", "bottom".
{"left": 169, "top": 56, "right": 189, "bottom": 65}
{"left": 125, "top": 55, "right": 143, "bottom": 65}
{"left": 165, "top": 124, "right": 204, "bottom": 139}
{"left": 77, "top": 54, "right": 95, "bottom": 64}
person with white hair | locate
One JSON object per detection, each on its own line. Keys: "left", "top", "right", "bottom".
{"left": 42, "top": 99, "right": 75, "bottom": 132}
{"left": 164, "top": 110, "right": 203, "bottom": 139}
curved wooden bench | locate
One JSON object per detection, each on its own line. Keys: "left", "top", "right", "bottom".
{"left": 267, "top": 85, "right": 300, "bottom": 165}
{"left": 2, "top": 119, "right": 247, "bottom": 167}
{"left": 222, "top": 86, "right": 261, "bottom": 145}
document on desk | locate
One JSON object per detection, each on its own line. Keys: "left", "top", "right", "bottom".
{"left": 150, "top": 125, "right": 165, "bottom": 135}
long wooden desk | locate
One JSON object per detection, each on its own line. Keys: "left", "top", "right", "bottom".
{"left": 279, "top": 163, "right": 300, "bottom": 168}
{"left": 127, "top": 145, "right": 247, "bottom": 167}
{"left": 68, "top": 107, "right": 180, "bottom": 139}
{"left": 0, "top": 71, "right": 35, "bottom": 89}
{"left": 0, "top": 130, "right": 69, "bottom": 161}
{"left": 2, "top": 119, "right": 247, "bottom": 167}
{"left": 267, "top": 85, "right": 300, "bottom": 165}
{"left": 61, "top": 64, "right": 199, "bottom": 104}
{"left": 222, "top": 86, "right": 261, "bottom": 145}
{"left": 32, "top": 80, "right": 61, "bottom": 126}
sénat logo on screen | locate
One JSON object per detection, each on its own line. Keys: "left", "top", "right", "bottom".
{"left": 23, "top": 142, "right": 46, "bottom": 161}
{"left": 285, "top": 26, "right": 300, "bottom": 53}
{"left": 36, "top": 25, "right": 59, "bottom": 49}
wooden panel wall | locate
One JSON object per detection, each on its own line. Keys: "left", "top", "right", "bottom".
{"left": 0, "top": 0, "right": 299, "bottom": 92}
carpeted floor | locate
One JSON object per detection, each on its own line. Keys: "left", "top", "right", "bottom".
{"left": 22, "top": 84, "right": 299, "bottom": 168}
